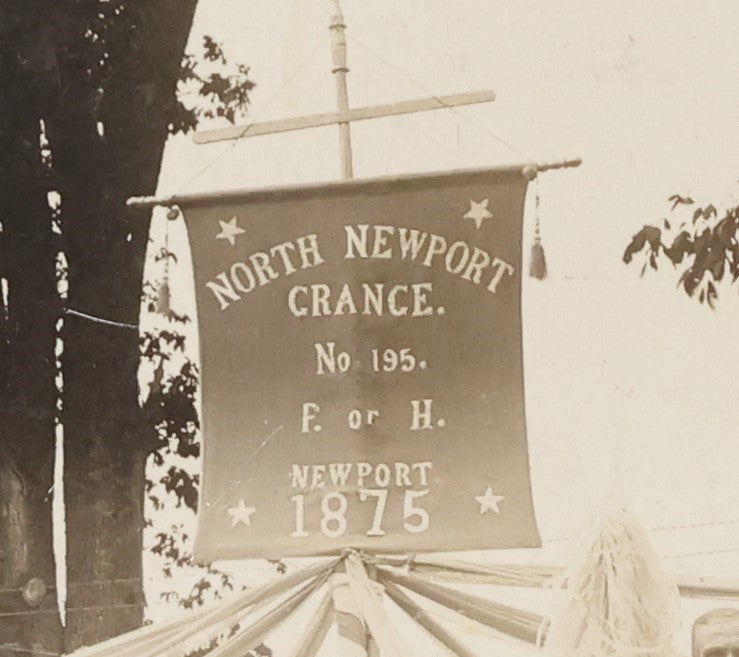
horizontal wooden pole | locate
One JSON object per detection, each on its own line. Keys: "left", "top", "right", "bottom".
{"left": 127, "top": 158, "right": 582, "bottom": 209}
{"left": 534, "top": 157, "right": 582, "bottom": 173}
{"left": 65, "top": 559, "right": 339, "bottom": 657}
{"left": 383, "top": 581, "right": 478, "bottom": 657}
{"left": 375, "top": 557, "right": 739, "bottom": 600}
{"left": 192, "top": 90, "right": 496, "bottom": 144}
{"left": 287, "top": 590, "right": 333, "bottom": 657}
{"left": 373, "top": 555, "right": 559, "bottom": 586}
{"left": 676, "top": 576, "right": 739, "bottom": 599}
{"left": 207, "top": 572, "right": 330, "bottom": 657}
{"left": 377, "top": 568, "right": 543, "bottom": 645}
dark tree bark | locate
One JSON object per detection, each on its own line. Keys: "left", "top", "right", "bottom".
{"left": 1, "top": 0, "right": 252, "bottom": 649}
{"left": 44, "top": 2, "right": 198, "bottom": 649}
{"left": 0, "top": 3, "right": 64, "bottom": 655}
{"left": 0, "top": 461, "right": 61, "bottom": 657}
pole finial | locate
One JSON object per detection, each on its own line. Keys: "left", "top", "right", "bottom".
{"left": 328, "top": 0, "right": 353, "bottom": 179}
{"left": 329, "top": 0, "right": 345, "bottom": 23}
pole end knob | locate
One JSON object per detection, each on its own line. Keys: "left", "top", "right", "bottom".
{"left": 22, "top": 577, "right": 47, "bottom": 607}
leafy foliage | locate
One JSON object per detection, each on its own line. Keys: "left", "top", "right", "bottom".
{"left": 175, "top": 36, "right": 256, "bottom": 133}
{"left": 137, "top": 39, "right": 273, "bottom": 610}
{"left": 140, "top": 323, "right": 236, "bottom": 609}
{"left": 150, "top": 524, "right": 235, "bottom": 609}
{"left": 140, "top": 252, "right": 285, "bottom": 615}
{"left": 623, "top": 196, "right": 739, "bottom": 307}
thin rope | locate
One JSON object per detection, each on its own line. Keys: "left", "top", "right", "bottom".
{"left": 664, "top": 547, "right": 739, "bottom": 560}
{"left": 0, "top": 551, "right": 736, "bottom": 620}
{"left": 346, "top": 33, "right": 534, "bottom": 162}
{"left": 163, "top": 213, "right": 171, "bottom": 290}
{"left": 652, "top": 517, "right": 739, "bottom": 532}
{"left": 0, "top": 562, "right": 291, "bottom": 595}
{"left": 51, "top": 35, "right": 328, "bottom": 335}
{"left": 1, "top": 516, "right": 737, "bottom": 597}
{"left": 0, "top": 602, "right": 145, "bottom": 619}
{"left": 456, "top": 113, "right": 461, "bottom": 166}
{"left": 352, "top": 54, "right": 457, "bottom": 163}
{"left": 63, "top": 308, "right": 138, "bottom": 330}
{"left": 543, "top": 516, "right": 739, "bottom": 543}
{"left": 0, "top": 563, "right": 336, "bottom": 618}
{"left": 533, "top": 178, "right": 542, "bottom": 242}
{"left": 0, "top": 645, "right": 60, "bottom": 657}
{"left": 172, "top": 35, "right": 325, "bottom": 195}
{"left": 0, "top": 518, "right": 729, "bottom": 594}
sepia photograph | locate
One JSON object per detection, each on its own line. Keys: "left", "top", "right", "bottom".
{"left": 1, "top": 1, "right": 738, "bottom": 656}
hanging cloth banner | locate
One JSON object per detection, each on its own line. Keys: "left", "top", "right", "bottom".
{"left": 180, "top": 166, "right": 541, "bottom": 560}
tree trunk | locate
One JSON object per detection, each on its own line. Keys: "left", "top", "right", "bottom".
{"left": 0, "top": 144, "right": 63, "bottom": 657}
{"left": 2, "top": 0, "right": 199, "bottom": 651}
{"left": 61, "top": 414, "right": 148, "bottom": 649}
{"left": 0, "top": 235, "right": 62, "bottom": 657}
{"left": 0, "top": 3, "right": 64, "bottom": 654}
{"left": 0, "top": 460, "right": 63, "bottom": 657}
{"left": 47, "top": 2, "right": 198, "bottom": 649}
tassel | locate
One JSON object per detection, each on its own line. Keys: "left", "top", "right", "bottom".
{"left": 529, "top": 235, "right": 548, "bottom": 280}
{"left": 155, "top": 279, "right": 171, "bottom": 316}
{"left": 148, "top": 359, "right": 165, "bottom": 398}
{"left": 155, "top": 206, "right": 178, "bottom": 316}
{"left": 529, "top": 184, "right": 548, "bottom": 279}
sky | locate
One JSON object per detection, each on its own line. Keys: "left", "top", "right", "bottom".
{"left": 140, "top": 0, "right": 739, "bottom": 651}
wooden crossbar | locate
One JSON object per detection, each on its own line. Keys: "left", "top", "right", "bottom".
{"left": 192, "top": 90, "right": 496, "bottom": 144}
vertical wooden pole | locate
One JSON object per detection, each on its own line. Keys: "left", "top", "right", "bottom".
{"left": 331, "top": 562, "right": 368, "bottom": 657}
{"left": 345, "top": 552, "right": 407, "bottom": 657}
{"left": 329, "top": 0, "right": 354, "bottom": 179}
{"left": 364, "top": 561, "right": 381, "bottom": 657}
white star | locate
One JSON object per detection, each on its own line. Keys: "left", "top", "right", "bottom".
{"left": 463, "top": 198, "right": 493, "bottom": 229}
{"left": 216, "top": 217, "right": 245, "bottom": 246}
{"left": 227, "top": 499, "right": 256, "bottom": 527}
{"left": 475, "top": 486, "right": 505, "bottom": 514}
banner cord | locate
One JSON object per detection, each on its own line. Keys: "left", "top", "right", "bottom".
{"left": 0, "top": 645, "right": 60, "bottom": 657}
{"left": 663, "top": 546, "right": 739, "bottom": 560}
{"left": 171, "top": 35, "right": 326, "bottom": 196}
{"left": 543, "top": 515, "right": 739, "bottom": 543}
{"left": 0, "top": 562, "right": 293, "bottom": 595}
{"left": 59, "top": 39, "right": 327, "bottom": 331}
{"left": 346, "top": 33, "right": 535, "bottom": 163}
{"left": 349, "top": 52, "right": 458, "bottom": 161}
{"left": 0, "top": 602, "right": 145, "bottom": 619}
{"left": 534, "top": 179, "right": 542, "bottom": 240}
{"left": 1, "top": 532, "right": 738, "bottom": 607}
{"left": 0, "top": 515, "right": 732, "bottom": 595}
{"left": 0, "top": 555, "right": 735, "bottom": 619}
{"left": 167, "top": 30, "right": 541, "bottom": 197}
{"left": 62, "top": 307, "right": 138, "bottom": 331}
